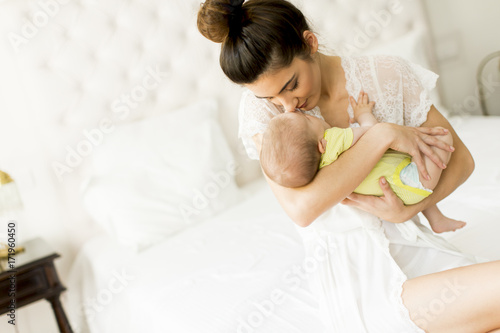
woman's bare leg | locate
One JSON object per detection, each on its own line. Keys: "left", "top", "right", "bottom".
{"left": 402, "top": 260, "right": 500, "bottom": 333}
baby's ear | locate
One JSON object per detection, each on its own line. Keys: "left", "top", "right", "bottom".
{"left": 318, "top": 138, "right": 327, "bottom": 154}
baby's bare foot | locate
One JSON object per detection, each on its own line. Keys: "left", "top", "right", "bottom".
{"left": 430, "top": 217, "right": 466, "bottom": 233}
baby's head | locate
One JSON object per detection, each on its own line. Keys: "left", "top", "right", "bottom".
{"left": 260, "top": 112, "right": 329, "bottom": 188}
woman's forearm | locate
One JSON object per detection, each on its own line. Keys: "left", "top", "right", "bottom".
{"left": 397, "top": 106, "right": 474, "bottom": 221}
{"left": 262, "top": 123, "right": 393, "bottom": 227}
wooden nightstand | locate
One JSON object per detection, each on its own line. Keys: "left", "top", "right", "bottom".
{"left": 0, "top": 237, "right": 73, "bottom": 333}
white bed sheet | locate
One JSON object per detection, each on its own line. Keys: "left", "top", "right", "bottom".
{"left": 67, "top": 178, "right": 327, "bottom": 333}
{"left": 124, "top": 179, "right": 327, "bottom": 333}
{"left": 433, "top": 115, "right": 500, "bottom": 260}
{"left": 67, "top": 116, "right": 500, "bottom": 333}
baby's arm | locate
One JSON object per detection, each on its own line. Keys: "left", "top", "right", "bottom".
{"left": 350, "top": 91, "right": 378, "bottom": 146}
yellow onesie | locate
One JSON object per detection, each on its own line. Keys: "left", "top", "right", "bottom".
{"left": 319, "top": 127, "right": 432, "bottom": 205}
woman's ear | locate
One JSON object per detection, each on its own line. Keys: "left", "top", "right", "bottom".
{"left": 303, "top": 30, "right": 319, "bottom": 55}
{"left": 318, "top": 138, "right": 327, "bottom": 154}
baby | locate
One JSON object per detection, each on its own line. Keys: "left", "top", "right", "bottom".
{"left": 260, "top": 92, "right": 466, "bottom": 233}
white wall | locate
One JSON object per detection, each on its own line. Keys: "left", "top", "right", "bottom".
{"left": 424, "top": 0, "right": 500, "bottom": 116}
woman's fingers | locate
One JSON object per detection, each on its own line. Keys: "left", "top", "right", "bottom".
{"left": 420, "top": 138, "right": 446, "bottom": 166}
{"left": 413, "top": 127, "right": 454, "bottom": 152}
{"left": 341, "top": 193, "right": 374, "bottom": 209}
{"left": 341, "top": 197, "right": 356, "bottom": 206}
{"left": 388, "top": 125, "right": 451, "bottom": 179}
{"left": 379, "top": 177, "right": 397, "bottom": 200}
{"left": 363, "top": 92, "right": 368, "bottom": 104}
{"left": 415, "top": 126, "right": 449, "bottom": 136}
{"left": 409, "top": 148, "right": 430, "bottom": 181}
{"left": 346, "top": 192, "right": 363, "bottom": 202}
{"left": 421, "top": 133, "right": 455, "bottom": 152}
{"left": 342, "top": 186, "right": 399, "bottom": 211}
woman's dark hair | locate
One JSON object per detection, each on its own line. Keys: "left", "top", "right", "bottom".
{"left": 197, "top": 0, "right": 312, "bottom": 84}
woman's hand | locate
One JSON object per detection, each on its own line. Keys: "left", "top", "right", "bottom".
{"left": 381, "top": 123, "right": 454, "bottom": 181}
{"left": 341, "top": 177, "right": 413, "bottom": 223}
{"left": 342, "top": 106, "right": 474, "bottom": 224}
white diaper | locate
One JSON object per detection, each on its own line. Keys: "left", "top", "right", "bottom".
{"left": 399, "top": 162, "right": 433, "bottom": 192}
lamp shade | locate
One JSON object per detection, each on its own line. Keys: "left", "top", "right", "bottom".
{"left": 0, "top": 170, "right": 23, "bottom": 217}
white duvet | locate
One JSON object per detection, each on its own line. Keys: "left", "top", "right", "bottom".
{"left": 66, "top": 116, "right": 500, "bottom": 333}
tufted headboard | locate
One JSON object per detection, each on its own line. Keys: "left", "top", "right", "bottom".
{"left": 0, "top": 0, "right": 437, "bottom": 271}
{"left": 0, "top": 0, "right": 437, "bottom": 180}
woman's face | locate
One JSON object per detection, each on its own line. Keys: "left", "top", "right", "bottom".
{"left": 246, "top": 56, "right": 322, "bottom": 112}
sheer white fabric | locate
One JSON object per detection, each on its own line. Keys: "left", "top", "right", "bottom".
{"left": 343, "top": 55, "right": 438, "bottom": 128}
{"left": 238, "top": 55, "right": 438, "bottom": 160}
{"left": 237, "top": 55, "right": 478, "bottom": 333}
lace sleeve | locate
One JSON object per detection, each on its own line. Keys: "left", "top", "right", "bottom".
{"left": 372, "top": 55, "right": 438, "bottom": 127}
{"left": 399, "top": 57, "right": 439, "bottom": 127}
{"left": 238, "top": 89, "right": 324, "bottom": 160}
{"left": 345, "top": 55, "right": 438, "bottom": 127}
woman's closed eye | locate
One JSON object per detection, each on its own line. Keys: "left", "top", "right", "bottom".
{"left": 263, "top": 79, "right": 299, "bottom": 102}
{"left": 288, "top": 79, "right": 299, "bottom": 91}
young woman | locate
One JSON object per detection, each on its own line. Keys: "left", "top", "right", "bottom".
{"left": 198, "top": 0, "right": 500, "bottom": 332}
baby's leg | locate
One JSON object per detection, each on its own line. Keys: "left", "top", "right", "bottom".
{"left": 419, "top": 131, "right": 466, "bottom": 233}
{"left": 423, "top": 204, "right": 466, "bottom": 233}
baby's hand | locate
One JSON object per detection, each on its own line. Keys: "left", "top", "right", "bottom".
{"left": 349, "top": 91, "right": 375, "bottom": 124}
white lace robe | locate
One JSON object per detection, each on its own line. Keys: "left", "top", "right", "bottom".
{"left": 239, "top": 55, "right": 436, "bottom": 159}
{"left": 238, "top": 55, "right": 479, "bottom": 332}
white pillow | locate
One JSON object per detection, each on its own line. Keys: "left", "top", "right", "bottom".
{"left": 82, "top": 100, "right": 242, "bottom": 252}
{"left": 363, "top": 27, "right": 431, "bottom": 69}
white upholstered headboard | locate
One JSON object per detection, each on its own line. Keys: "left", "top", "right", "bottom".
{"left": 0, "top": 0, "right": 437, "bottom": 272}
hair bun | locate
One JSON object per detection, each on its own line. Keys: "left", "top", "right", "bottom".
{"left": 197, "top": 0, "right": 245, "bottom": 43}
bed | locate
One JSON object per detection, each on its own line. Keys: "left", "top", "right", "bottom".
{"left": 0, "top": 0, "right": 498, "bottom": 332}
{"left": 65, "top": 113, "right": 500, "bottom": 333}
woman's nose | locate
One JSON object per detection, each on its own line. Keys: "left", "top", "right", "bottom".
{"left": 279, "top": 97, "right": 297, "bottom": 112}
